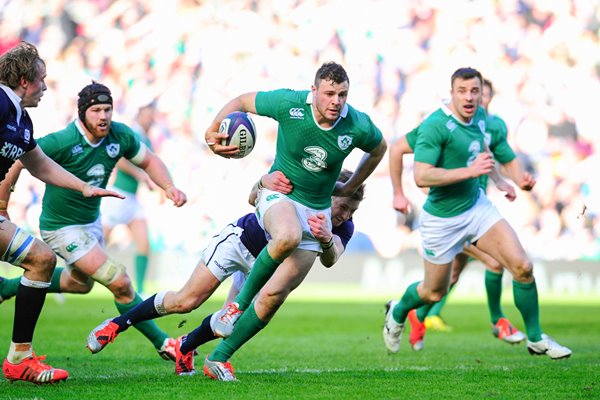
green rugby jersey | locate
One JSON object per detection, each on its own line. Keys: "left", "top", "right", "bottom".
{"left": 38, "top": 120, "right": 142, "bottom": 230}
{"left": 255, "top": 89, "right": 383, "bottom": 209}
{"left": 414, "top": 105, "right": 515, "bottom": 218}
{"left": 112, "top": 124, "right": 153, "bottom": 194}
{"left": 480, "top": 112, "right": 510, "bottom": 191}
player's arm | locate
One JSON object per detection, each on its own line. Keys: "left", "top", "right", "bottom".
{"left": 308, "top": 214, "right": 344, "bottom": 267}
{"left": 132, "top": 147, "right": 187, "bottom": 207}
{"left": 500, "top": 158, "right": 536, "bottom": 191}
{"left": 414, "top": 152, "right": 495, "bottom": 187}
{"left": 334, "top": 138, "right": 387, "bottom": 197}
{"left": 0, "top": 146, "right": 124, "bottom": 203}
{"left": 389, "top": 135, "right": 414, "bottom": 213}
{"left": 205, "top": 92, "right": 258, "bottom": 158}
{"left": 115, "top": 158, "right": 155, "bottom": 187}
{"left": 487, "top": 165, "right": 516, "bottom": 201}
{"left": 248, "top": 170, "right": 293, "bottom": 206}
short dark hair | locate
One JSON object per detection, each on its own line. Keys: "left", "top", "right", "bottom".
{"left": 314, "top": 62, "right": 349, "bottom": 87}
{"left": 483, "top": 78, "right": 494, "bottom": 96}
{"left": 450, "top": 67, "right": 482, "bottom": 88}
{"left": 336, "top": 169, "right": 365, "bottom": 202}
{"left": 0, "top": 41, "right": 45, "bottom": 89}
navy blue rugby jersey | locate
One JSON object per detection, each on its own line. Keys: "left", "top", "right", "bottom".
{"left": 236, "top": 212, "right": 355, "bottom": 258}
{"left": 0, "top": 88, "right": 37, "bottom": 179}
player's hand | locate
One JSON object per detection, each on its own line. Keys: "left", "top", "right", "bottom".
{"left": 518, "top": 172, "right": 536, "bottom": 191}
{"left": 470, "top": 152, "right": 495, "bottom": 178}
{"left": 495, "top": 179, "right": 517, "bottom": 202}
{"left": 308, "top": 213, "right": 332, "bottom": 243}
{"left": 205, "top": 130, "right": 240, "bottom": 158}
{"left": 165, "top": 186, "right": 187, "bottom": 207}
{"left": 393, "top": 193, "right": 411, "bottom": 214}
{"left": 262, "top": 171, "right": 293, "bottom": 194}
{"left": 82, "top": 184, "right": 125, "bottom": 199}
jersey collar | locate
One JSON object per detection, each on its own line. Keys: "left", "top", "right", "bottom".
{"left": 440, "top": 99, "right": 474, "bottom": 127}
{"left": 0, "top": 83, "right": 23, "bottom": 124}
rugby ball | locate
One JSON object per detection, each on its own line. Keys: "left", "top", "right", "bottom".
{"left": 219, "top": 111, "right": 256, "bottom": 158}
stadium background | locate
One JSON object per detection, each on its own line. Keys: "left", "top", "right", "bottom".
{"left": 1, "top": 0, "right": 600, "bottom": 297}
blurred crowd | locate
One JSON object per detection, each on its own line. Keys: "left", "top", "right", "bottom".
{"left": 1, "top": 0, "right": 600, "bottom": 261}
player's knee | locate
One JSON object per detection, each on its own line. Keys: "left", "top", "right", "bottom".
{"left": 512, "top": 259, "right": 534, "bottom": 282}
{"left": 271, "top": 234, "right": 301, "bottom": 256}
{"left": 91, "top": 257, "right": 129, "bottom": 289}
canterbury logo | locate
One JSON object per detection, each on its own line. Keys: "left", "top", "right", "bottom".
{"left": 289, "top": 108, "right": 304, "bottom": 119}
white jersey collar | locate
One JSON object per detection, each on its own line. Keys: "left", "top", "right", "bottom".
{"left": 440, "top": 99, "right": 473, "bottom": 127}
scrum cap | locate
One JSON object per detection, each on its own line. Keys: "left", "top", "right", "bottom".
{"left": 77, "top": 82, "right": 112, "bottom": 121}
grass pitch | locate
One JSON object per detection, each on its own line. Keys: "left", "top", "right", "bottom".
{"left": 0, "top": 293, "right": 598, "bottom": 400}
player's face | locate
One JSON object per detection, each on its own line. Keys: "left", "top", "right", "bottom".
{"left": 84, "top": 104, "right": 113, "bottom": 141}
{"left": 330, "top": 196, "right": 361, "bottom": 227}
{"left": 20, "top": 60, "right": 47, "bottom": 108}
{"left": 481, "top": 84, "right": 492, "bottom": 110}
{"left": 449, "top": 77, "right": 481, "bottom": 123}
{"left": 311, "top": 78, "right": 349, "bottom": 127}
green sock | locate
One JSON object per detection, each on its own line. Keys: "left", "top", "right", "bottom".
{"left": 416, "top": 303, "right": 433, "bottom": 322}
{"left": 115, "top": 293, "right": 168, "bottom": 349}
{"left": 512, "top": 280, "right": 543, "bottom": 342}
{"left": 48, "top": 267, "right": 64, "bottom": 293}
{"left": 234, "top": 248, "right": 281, "bottom": 311}
{"left": 209, "top": 304, "right": 267, "bottom": 362}
{"left": 135, "top": 254, "right": 148, "bottom": 293}
{"left": 392, "top": 282, "right": 426, "bottom": 324}
{"left": 0, "top": 276, "right": 22, "bottom": 299}
{"left": 485, "top": 270, "right": 505, "bottom": 324}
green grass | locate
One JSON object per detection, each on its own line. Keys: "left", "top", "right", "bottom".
{"left": 0, "top": 294, "right": 598, "bottom": 400}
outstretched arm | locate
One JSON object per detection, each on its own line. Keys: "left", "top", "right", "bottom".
{"left": 500, "top": 158, "right": 536, "bottom": 191}
{"left": 248, "top": 171, "right": 293, "bottom": 206}
{"left": 389, "top": 135, "right": 414, "bottom": 213}
{"left": 135, "top": 150, "right": 187, "bottom": 207}
{"left": 308, "top": 213, "right": 344, "bottom": 267}
{"left": 334, "top": 138, "right": 387, "bottom": 197}
{"left": 414, "top": 152, "right": 495, "bottom": 188}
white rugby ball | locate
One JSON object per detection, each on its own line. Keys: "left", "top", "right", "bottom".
{"left": 219, "top": 111, "right": 256, "bottom": 159}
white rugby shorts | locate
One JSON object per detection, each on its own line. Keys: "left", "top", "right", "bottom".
{"left": 419, "top": 189, "right": 502, "bottom": 264}
{"left": 202, "top": 223, "right": 255, "bottom": 282}
{"left": 41, "top": 217, "right": 104, "bottom": 265}
{"left": 255, "top": 188, "right": 331, "bottom": 253}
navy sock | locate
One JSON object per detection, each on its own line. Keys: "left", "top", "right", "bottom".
{"left": 13, "top": 283, "right": 47, "bottom": 343}
{"left": 181, "top": 314, "right": 217, "bottom": 354}
{"left": 113, "top": 294, "right": 159, "bottom": 332}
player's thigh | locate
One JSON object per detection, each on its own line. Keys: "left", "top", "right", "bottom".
{"left": 462, "top": 243, "right": 502, "bottom": 273}
{"left": 475, "top": 219, "right": 528, "bottom": 272}
{"left": 262, "top": 249, "right": 317, "bottom": 294}
{"left": 71, "top": 244, "right": 110, "bottom": 277}
{"left": 263, "top": 200, "right": 302, "bottom": 240}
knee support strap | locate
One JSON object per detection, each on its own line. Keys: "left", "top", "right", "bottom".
{"left": 90, "top": 258, "right": 126, "bottom": 286}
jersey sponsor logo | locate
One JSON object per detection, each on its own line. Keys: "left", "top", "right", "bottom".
{"left": 5, "top": 124, "right": 16, "bottom": 132}
{"left": 87, "top": 164, "right": 106, "bottom": 187}
{"left": 289, "top": 108, "right": 304, "bottom": 119}
{"left": 337, "top": 135, "right": 353, "bottom": 150}
{"left": 302, "top": 146, "right": 327, "bottom": 172}
{"left": 24, "top": 128, "right": 31, "bottom": 143}
{"left": 71, "top": 144, "right": 84, "bottom": 155}
{"left": 0, "top": 142, "right": 25, "bottom": 161}
{"left": 467, "top": 140, "right": 482, "bottom": 166}
{"left": 106, "top": 143, "right": 120, "bottom": 158}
